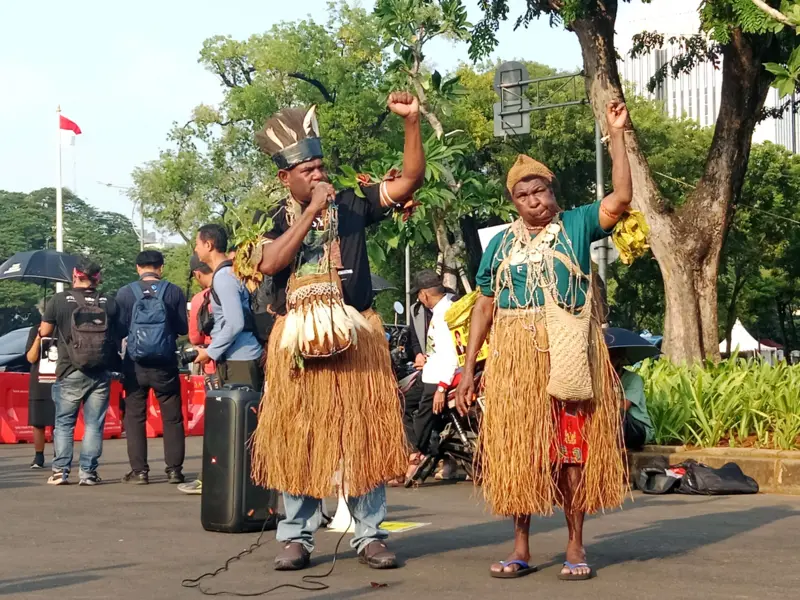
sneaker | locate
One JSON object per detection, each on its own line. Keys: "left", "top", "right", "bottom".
{"left": 47, "top": 471, "right": 69, "bottom": 485}
{"left": 122, "top": 470, "right": 149, "bottom": 485}
{"left": 177, "top": 479, "right": 202, "bottom": 495}
{"left": 167, "top": 469, "right": 186, "bottom": 484}
{"left": 30, "top": 453, "right": 45, "bottom": 469}
{"left": 79, "top": 472, "right": 102, "bottom": 486}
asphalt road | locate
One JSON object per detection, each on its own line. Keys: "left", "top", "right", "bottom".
{"left": 2, "top": 438, "right": 800, "bottom": 600}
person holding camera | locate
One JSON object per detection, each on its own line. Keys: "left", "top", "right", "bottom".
{"left": 193, "top": 224, "right": 264, "bottom": 391}
{"left": 115, "top": 250, "right": 188, "bottom": 486}
{"left": 187, "top": 253, "right": 219, "bottom": 388}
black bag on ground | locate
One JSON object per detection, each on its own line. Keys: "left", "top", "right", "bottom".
{"left": 638, "top": 463, "right": 681, "bottom": 495}
{"left": 677, "top": 460, "right": 759, "bottom": 495}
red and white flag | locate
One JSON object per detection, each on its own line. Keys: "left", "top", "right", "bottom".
{"left": 59, "top": 115, "right": 82, "bottom": 135}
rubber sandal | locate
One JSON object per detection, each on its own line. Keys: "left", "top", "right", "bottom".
{"left": 490, "top": 559, "right": 538, "bottom": 579}
{"left": 558, "top": 561, "right": 594, "bottom": 581}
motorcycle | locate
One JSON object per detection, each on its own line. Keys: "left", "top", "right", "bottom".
{"left": 405, "top": 367, "right": 485, "bottom": 487}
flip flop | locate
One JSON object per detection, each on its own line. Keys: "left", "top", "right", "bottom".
{"left": 558, "top": 561, "right": 594, "bottom": 581}
{"left": 490, "top": 559, "right": 538, "bottom": 579}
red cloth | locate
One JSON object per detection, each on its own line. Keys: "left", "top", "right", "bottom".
{"left": 59, "top": 115, "right": 82, "bottom": 135}
{"left": 550, "top": 401, "right": 588, "bottom": 465}
{"left": 189, "top": 290, "right": 215, "bottom": 375}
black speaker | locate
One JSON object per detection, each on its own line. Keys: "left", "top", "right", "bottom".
{"left": 201, "top": 388, "right": 279, "bottom": 533}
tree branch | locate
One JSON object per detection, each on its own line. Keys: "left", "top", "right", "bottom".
{"left": 287, "top": 72, "right": 334, "bottom": 103}
{"left": 751, "top": 0, "right": 795, "bottom": 28}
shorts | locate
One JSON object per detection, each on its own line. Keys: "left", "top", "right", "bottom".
{"left": 550, "top": 401, "right": 588, "bottom": 465}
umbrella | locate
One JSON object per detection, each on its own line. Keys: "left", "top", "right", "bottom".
{"left": 604, "top": 327, "right": 661, "bottom": 364}
{"left": 371, "top": 274, "right": 396, "bottom": 293}
{"left": 0, "top": 250, "right": 78, "bottom": 285}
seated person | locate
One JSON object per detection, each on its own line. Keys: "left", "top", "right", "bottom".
{"left": 609, "top": 349, "right": 654, "bottom": 451}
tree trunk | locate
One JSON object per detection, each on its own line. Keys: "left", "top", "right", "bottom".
{"left": 724, "top": 266, "right": 748, "bottom": 353}
{"left": 572, "top": 7, "right": 773, "bottom": 363}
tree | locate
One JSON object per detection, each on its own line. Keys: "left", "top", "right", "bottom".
{"left": 0, "top": 188, "right": 139, "bottom": 333}
{"left": 471, "top": 0, "right": 799, "bottom": 362}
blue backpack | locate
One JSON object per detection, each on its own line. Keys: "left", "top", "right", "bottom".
{"left": 126, "top": 282, "right": 175, "bottom": 362}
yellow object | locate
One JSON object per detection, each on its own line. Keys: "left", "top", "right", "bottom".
{"left": 445, "top": 290, "right": 490, "bottom": 367}
{"left": 380, "top": 522, "right": 430, "bottom": 533}
{"left": 612, "top": 210, "right": 650, "bottom": 265}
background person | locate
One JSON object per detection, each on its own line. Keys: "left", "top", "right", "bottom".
{"left": 25, "top": 300, "right": 55, "bottom": 469}
{"left": 116, "top": 250, "right": 188, "bottom": 485}
{"left": 187, "top": 253, "right": 219, "bottom": 388}
{"left": 609, "top": 349, "right": 654, "bottom": 451}
{"left": 193, "top": 224, "right": 264, "bottom": 390}
{"left": 39, "top": 257, "right": 118, "bottom": 486}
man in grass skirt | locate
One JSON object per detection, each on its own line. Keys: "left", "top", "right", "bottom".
{"left": 251, "top": 92, "right": 424, "bottom": 571}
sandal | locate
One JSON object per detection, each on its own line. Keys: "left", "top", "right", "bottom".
{"left": 558, "top": 561, "right": 594, "bottom": 581}
{"left": 490, "top": 559, "right": 538, "bottom": 579}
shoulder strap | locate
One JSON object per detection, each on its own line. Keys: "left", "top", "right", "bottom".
{"left": 130, "top": 282, "right": 145, "bottom": 300}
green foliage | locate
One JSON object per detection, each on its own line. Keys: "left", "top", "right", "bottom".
{"left": 0, "top": 188, "right": 139, "bottom": 333}
{"left": 639, "top": 358, "right": 800, "bottom": 450}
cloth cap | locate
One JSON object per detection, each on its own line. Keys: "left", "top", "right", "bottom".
{"left": 506, "top": 154, "right": 557, "bottom": 194}
{"left": 410, "top": 269, "right": 443, "bottom": 296}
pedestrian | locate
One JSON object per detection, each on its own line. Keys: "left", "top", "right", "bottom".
{"left": 177, "top": 253, "right": 219, "bottom": 496}
{"left": 38, "top": 257, "right": 118, "bottom": 486}
{"left": 407, "top": 270, "right": 459, "bottom": 482}
{"left": 25, "top": 300, "right": 55, "bottom": 469}
{"left": 116, "top": 250, "right": 188, "bottom": 485}
{"left": 193, "top": 225, "right": 264, "bottom": 390}
{"left": 247, "top": 92, "right": 424, "bottom": 571}
{"left": 456, "top": 102, "right": 633, "bottom": 581}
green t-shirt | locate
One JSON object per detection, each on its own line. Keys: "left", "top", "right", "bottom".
{"left": 621, "top": 369, "right": 654, "bottom": 443}
{"left": 476, "top": 202, "right": 611, "bottom": 309}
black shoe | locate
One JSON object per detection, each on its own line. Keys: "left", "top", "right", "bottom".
{"left": 167, "top": 469, "right": 185, "bottom": 484}
{"left": 122, "top": 470, "right": 149, "bottom": 485}
{"left": 30, "top": 453, "right": 45, "bottom": 469}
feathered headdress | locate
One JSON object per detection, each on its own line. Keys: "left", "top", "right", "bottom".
{"left": 255, "top": 106, "right": 323, "bottom": 170}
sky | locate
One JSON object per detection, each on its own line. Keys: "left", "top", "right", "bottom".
{"left": 0, "top": 0, "right": 691, "bottom": 226}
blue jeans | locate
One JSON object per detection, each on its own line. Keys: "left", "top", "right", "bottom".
{"left": 52, "top": 370, "right": 110, "bottom": 475}
{"left": 277, "top": 485, "right": 388, "bottom": 553}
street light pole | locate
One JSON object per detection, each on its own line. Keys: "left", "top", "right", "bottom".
{"left": 97, "top": 181, "right": 142, "bottom": 249}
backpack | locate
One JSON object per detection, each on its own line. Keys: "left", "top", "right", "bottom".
{"left": 197, "top": 289, "right": 214, "bottom": 336}
{"left": 126, "top": 281, "right": 176, "bottom": 362}
{"left": 209, "top": 261, "right": 269, "bottom": 343}
{"left": 66, "top": 290, "right": 114, "bottom": 370}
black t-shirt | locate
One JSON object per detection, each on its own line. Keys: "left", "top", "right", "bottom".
{"left": 115, "top": 276, "right": 188, "bottom": 368}
{"left": 25, "top": 326, "right": 53, "bottom": 400}
{"left": 259, "top": 185, "right": 389, "bottom": 315}
{"left": 42, "top": 288, "right": 119, "bottom": 379}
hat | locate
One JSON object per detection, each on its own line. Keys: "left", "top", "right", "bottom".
{"left": 189, "top": 252, "right": 211, "bottom": 274}
{"left": 506, "top": 154, "right": 557, "bottom": 194}
{"left": 410, "top": 269, "right": 443, "bottom": 296}
{"left": 255, "top": 105, "right": 324, "bottom": 170}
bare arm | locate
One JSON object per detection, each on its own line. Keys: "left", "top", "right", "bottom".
{"left": 258, "top": 183, "right": 333, "bottom": 276}
{"left": 455, "top": 295, "right": 494, "bottom": 416}
{"left": 26, "top": 334, "right": 40, "bottom": 364}
{"left": 383, "top": 93, "right": 425, "bottom": 204}
{"left": 39, "top": 322, "right": 55, "bottom": 338}
{"left": 599, "top": 102, "right": 633, "bottom": 231}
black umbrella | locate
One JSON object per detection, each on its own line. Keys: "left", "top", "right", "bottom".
{"left": 371, "top": 274, "right": 396, "bottom": 293}
{"left": 604, "top": 327, "right": 661, "bottom": 364}
{"left": 0, "top": 250, "right": 78, "bottom": 285}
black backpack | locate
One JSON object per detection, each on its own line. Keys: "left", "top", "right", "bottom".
{"left": 197, "top": 290, "right": 214, "bottom": 337}
{"left": 66, "top": 290, "right": 114, "bottom": 370}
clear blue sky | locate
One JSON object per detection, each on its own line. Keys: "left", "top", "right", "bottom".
{"left": 0, "top": 0, "right": 589, "bottom": 220}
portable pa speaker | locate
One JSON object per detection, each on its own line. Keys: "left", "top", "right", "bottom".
{"left": 201, "top": 388, "right": 279, "bottom": 533}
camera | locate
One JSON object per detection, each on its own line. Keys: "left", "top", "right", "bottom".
{"left": 178, "top": 348, "right": 199, "bottom": 367}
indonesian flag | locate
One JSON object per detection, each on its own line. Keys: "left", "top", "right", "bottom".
{"left": 59, "top": 115, "right": 82, "bottom": 135}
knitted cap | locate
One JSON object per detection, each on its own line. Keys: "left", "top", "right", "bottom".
{"left": 506, "top": 154, "right": 557, "bottom": 194}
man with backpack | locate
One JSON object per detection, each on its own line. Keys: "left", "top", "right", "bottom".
{"left": 193, "top": 224, "right": 264, "bottom": 390}
{"left": 38, "top": 257, "right": 118, "bottom": 486}
{"left": 115, "top": 250, "right": 189, "bottom": 485}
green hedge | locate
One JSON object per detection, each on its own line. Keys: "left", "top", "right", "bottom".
{"left": 638, "top": 359, "right": 800, "bottom": 450}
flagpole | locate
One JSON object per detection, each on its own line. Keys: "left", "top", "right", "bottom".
{"left": 56, "top": 106, "right": 64, "bottom": 293}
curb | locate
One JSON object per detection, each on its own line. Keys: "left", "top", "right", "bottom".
{"left": 629, "top": 446, "right": 800, "bottom": 495}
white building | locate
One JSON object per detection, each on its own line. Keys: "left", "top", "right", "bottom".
{"left": 615, "top": 1, "right": 792, "bottom": 150}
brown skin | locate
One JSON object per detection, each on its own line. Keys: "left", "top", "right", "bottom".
{"left": 455, "top": 102, "right": 633, "bottom": 577}
{"left": 193, "top": 270, "right": 213, "bottom": 290}
{"left": 258, "top": 91, "right": 425, "bottom": 277}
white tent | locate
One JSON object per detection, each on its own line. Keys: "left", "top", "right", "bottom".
{"left": 719, "top": 319, "right": 778, "bottom": 363}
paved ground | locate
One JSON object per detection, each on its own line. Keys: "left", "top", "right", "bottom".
{"left": 2, "top": 438, "right": 800, "bottom": 600}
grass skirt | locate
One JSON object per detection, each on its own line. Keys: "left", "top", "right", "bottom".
{"left": 251, "top": 309, "right": 407, "bottom": 499}
{"left": 478, "top": 309, "right": 626, "bottom": 517}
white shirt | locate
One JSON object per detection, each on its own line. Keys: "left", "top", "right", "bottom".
{"left": 421, "top": 294, "right": 459, "bottom": 387}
